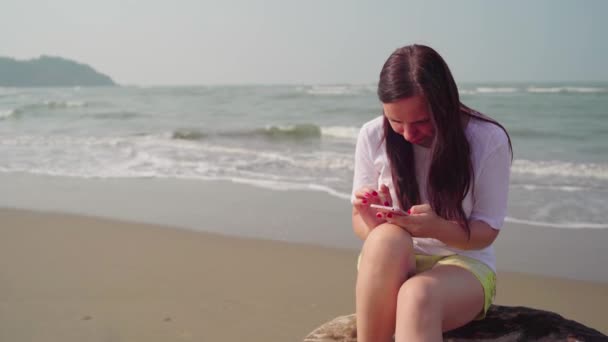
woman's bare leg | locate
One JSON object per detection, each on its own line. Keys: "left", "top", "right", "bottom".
{"left": 395, "top": 265, "right": 485, "bottom": 342}
{"left": 356, "top": 223, "right": 416, "bottom": 342}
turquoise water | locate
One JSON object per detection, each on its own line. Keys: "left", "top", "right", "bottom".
{"left": 0, "top": 83, "right": 606, "bottom": 228}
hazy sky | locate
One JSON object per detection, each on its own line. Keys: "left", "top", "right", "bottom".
{"left": 1, "top": 0, "right": 606, "bottom": 85}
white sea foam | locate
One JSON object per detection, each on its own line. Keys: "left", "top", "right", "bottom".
{"left": 505, "top": 216, "right": 608, "bottom": 229}
{"left": 42, "top": 100, "right": 88, "bottom": 108}
{"left": 0, "top": 109, "right": 18, "bottom": 119}
{"left": 0, "top": 134, "right": 356, "bottom": 178}
{"left": 202, "top": 176, "right": 352, "bottom": 200}
{"left": 0, "top": 88, "right": 19, "bottom": 96}
{"left": 459, "top": 89, "right": 478, "bottom": 95}
{"left": 512, "top": 159, "right": 608, "bottom": 180}
{"left": 527, "top": 86, "right": 607, "bottom": 94}
{"left": 3, "top": 135, "right": 606, "bottom": 182}
{"left": 476, "top": 87, "right": 519, "bottom": 93}
{"left": 306, "top": 85, "right": 359, "bottom": 96}
{"left": 512, "top": 183, "right": 596, "bottom": 192}
{"left": 290, "top": 152, "right": 354, "bottom": 171}
{"left": 235, "top": 169, "right": 317, "bottom": 182}
{"left": 3, "top": 134, "right": 608, "bottom": 230}
{"left": 199, "top": 143, "right": 298, "bottom": 163}
{"left": 460, "top": 86, "right": 607, "bottom": 95}
{"left": 458, "top": 87, "right": 520, "bottom": 95}
{"left": 321, "top": 126, "right": 360, "bottom": 139}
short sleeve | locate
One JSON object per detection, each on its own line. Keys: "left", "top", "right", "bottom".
{"left": 351, "top": 125, "right": 379, "bottom": 204}
{"left": 469, "top": 134, "right": 512, "bottom": 230}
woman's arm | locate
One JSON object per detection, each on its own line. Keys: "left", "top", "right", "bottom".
{"left": 350, "top": 121, "right": 389, "bottom": 241}
{"left": 432, "top": 219, "right": 499, "bottom": 250}
{"left": 384, "top": 204, "right": 500, "bottom": 250}
{"left": 431, "top": 128, "right": 511, "bottom": 250}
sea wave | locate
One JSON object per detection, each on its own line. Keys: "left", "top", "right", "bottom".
{"left": 88, "top": 111, "right": 141, "bottom": 120}
{"left": 0, "top": 132, "right": 355, "bottom": 199}
{"left": 40, "top": 100, "right": 88, "bottom": 109}
{"left": 505, "top": 216, "right": 608, "bottom": 229}
{"left": 0, "top": 88, "right": 20, "bottom": 97}
{"left": 509, "top": 128, "right": 580, "bottom": 141}
{"left": 303, "top": 85, "right": 374, "bottom": 96}
{"left": 171, "top": 129, "right": 207, "bottom": 141}
{"left": 459, "top": 86, "right": 607, "bottom": 95}
{"left": 458, "top": 89, "right": 478, "bottom": 95}
{"left": 2, "top": 133, "right": 608, "bottom": 229}
{"left": 257, "top": 124, "right": 321, "bottom": 138}
{"left": 0, "top": 109, "right": 21, "bottom": 120}
{"left": 512, "top": 160, "right": 608, "bottom": 180}
{"left": 168, "top": 124, "right": 359, "bottom": 141}
{"left": 527, "top": 86, "right": 607, "bottom": 94}
{"left": 320, "top": 126, "right": 360, "bottom": 139}
{"left": 200, "top": 176, "right": 352, "bottom": 200}
{"left": 476, "top": 87, "right": 519, "bottom": 93}
{"left": 511, "top": 183, "right": 606, "bottom": 192}
{"left": 0, "top": 133, "right": 354, "bottom": 173}
{"left": 458, "top": 87, "right": 520, "bottom": 95}
{"left": 256, "top": 124, "right": 359, "bottom": 140}
{"left": 7, "top": 100, "right": 90, "bottom": 116}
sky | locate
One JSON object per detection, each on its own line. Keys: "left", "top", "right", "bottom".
{"left": 1, "top": 0, "right": 606, "bottom": 85}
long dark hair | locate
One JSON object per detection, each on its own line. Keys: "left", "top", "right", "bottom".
{"left": 377, "top": 45, "right": 512, "bottom": 236}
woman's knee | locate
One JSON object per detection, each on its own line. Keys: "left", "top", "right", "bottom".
{"left": 397, "top": 276, "right": 441, "bottom": 314}
{"left": 361, "top": 223, "right": 414, "bottom": 265}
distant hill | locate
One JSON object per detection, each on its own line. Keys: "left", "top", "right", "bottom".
{"left": 0, "top": 55, "right": 116, "bottom": 87}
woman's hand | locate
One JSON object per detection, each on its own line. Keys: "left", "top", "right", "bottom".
{"left": 353, "top": 184, "right": 392, "bottom": 229}
{"left": 383, "top": 203, "right": 444, "bottom": 238}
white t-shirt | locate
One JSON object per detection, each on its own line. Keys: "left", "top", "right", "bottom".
{"left": 351, "top": 115, "right": 511, "bottom": 272}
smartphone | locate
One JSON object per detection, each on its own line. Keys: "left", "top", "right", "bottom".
{"left": 370, "top": 204, "right": 408, "bottom": 216}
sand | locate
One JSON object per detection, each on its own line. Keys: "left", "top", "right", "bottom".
{"left": 1, "top": 175, "right": 607, "bottom": 340}
{"left": 1, "top": 208, "right": 607, "bottom": 342}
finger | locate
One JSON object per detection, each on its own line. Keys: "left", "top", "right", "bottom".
{"left": 384, "top": 212, "right": 396, "bottom": 223}
{"left": 384, "top": 214, "right": 405, "bottom": 226}
{"left": 399, "top": 214, "right": 420, "bottom": 225}
{"left": 379, "top": 184, "right": 392, "bottom": 206}
{"left": 353, "top": 197, "right": 371, "bottom": 207}
{"left": 409, "top": 204, "right": 430, "bottom": 215}
{"left": 354, "top": 187, "right": 379, "bottom": 200}
{"left": 353, "top": 188, "right": 370, "bottom": 198}
{"left": 355, "top": 196, "right": 373, "bottom": 208}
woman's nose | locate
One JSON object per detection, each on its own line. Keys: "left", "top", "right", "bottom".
{"left": 401, "top": 125, "right": 417, "bottom": 141}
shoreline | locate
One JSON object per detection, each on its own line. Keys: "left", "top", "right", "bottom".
{"left": 1, "top": 173, "right": 608, "bottom": 283}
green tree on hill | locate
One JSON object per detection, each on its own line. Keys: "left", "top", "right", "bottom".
{"left": 0, "top": 55, "right": 116, "bottom": 87}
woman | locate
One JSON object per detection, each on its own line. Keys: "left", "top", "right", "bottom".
{"left": 351, "top": 44, "right": 512, "bottom": 342}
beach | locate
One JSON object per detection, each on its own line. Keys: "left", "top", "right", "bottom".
{"left": 1, "top": 175, "right": 607, "bottom": 341}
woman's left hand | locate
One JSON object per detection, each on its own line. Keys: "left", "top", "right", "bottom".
{"left": 383, "top": 204, "right": 443, "bottom": 238}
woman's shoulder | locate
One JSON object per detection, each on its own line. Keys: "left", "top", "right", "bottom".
{"left": 466, "top": 115, "right": 510, "bottom": 150}
{"left": 360, "top": 115, "right": 384, "bottom": 132}
{"left": 358, "top": 115, "right": 385, "bottom": 142}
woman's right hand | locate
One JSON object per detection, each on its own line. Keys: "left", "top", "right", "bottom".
{"left": 353, "top": 184, "right": 392, "bottom": 229}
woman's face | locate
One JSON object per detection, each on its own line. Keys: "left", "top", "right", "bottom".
{"left": 383, "top": 95, "right": 435, "bottom": 148}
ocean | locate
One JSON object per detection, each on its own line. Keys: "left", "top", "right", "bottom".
{"left": 0, "top": 83, "right": 606, "bottom": 229}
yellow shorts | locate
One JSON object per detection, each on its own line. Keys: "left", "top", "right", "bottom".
{"left": 357, "top": 253, "right": 496, "bottom": 320}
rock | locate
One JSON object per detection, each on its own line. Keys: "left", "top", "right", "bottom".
{"left": 303, "top": 305, "right": 608, "bottom": 342}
